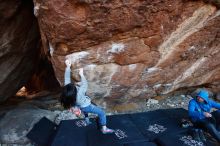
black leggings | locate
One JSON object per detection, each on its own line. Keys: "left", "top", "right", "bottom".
{"left": 193, "top": 111, "right": 220, "bottom": 142}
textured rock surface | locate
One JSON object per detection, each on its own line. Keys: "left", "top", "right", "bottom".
{"left": 25, "top": 56, "right": 60, "bottom": 94}
{"left": 0, "top": 0, "right": 40, "bottom": 102}
{"left": 0, "top": 104, "right": 56, "bottom": 144}
{"left": 35, "top": 0, "right": 220, "bottom": 109}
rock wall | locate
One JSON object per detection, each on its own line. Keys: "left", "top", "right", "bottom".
{"left": 25, "top": 55, "right": 60, "bottom": 94}
{"left": 0, "top": 0, "right": 40, "bottom": 102}
{"left": 34, "top": 0, "right": 220, "bottom": 109}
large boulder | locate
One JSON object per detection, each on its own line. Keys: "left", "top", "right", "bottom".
{"left": 34, "top": 0, "right": 220, "bottom": 109}
{"left": 0, "top": 0, "right": 40, "bottom": 102}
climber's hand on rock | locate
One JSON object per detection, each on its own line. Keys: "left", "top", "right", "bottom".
{"left": 65, "top": 59, "right": 71, "bottom": 68}
{"left": 79, "top": 68, "right": 84, "bottom": 75}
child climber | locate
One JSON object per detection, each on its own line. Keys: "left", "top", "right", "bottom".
{"left": 60, "top": 59, "right": 114, "bottom": 134}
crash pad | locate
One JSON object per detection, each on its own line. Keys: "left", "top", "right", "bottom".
{"left": 87, "top": 114, "right": 146, "bottom": 146}
{"left": 26, "top": 117, "right": 57, "bottom": 146}
{"left": 156, "top": 130, "right": 218, "bottom": 146}
{"left": 124, "top": 141, "right": 157, "bottom": 146}
{"left": 129, "top": 110, "right": 186, "bottom": 140}
{"left": 51, "top": 119, "right": 96, "bottom": 146}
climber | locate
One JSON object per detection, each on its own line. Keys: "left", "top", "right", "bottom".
{"left": 59, "top": 59, "right": 115, "bottom": 134}
{"left": 188, "top": 89, "right": 220, "bottom": 143}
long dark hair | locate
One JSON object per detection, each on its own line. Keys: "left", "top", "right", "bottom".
{"left": 60, "top": 83, "right": 77, "bottom": 109}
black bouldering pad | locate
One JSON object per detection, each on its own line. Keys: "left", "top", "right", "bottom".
{"left": 130, "top": 110, "right": 165, "bottom": 123}
{"left": 156, "top": 131, "right": 218, "bottom": 146}
{"left": 26, "top": 117, "right": 57, "bottom": 146}
{"left": 161, "top": 108, "right": 189, "bottom": 120}
{"left": 51, "top": 119, "right": 97, "bottom": 146}
{"left": 87, "top": 129, "right": 123, "bottom": 146}
{"left": 87, "top": 114, "right": 147, "bottom": 146}
{"left": 124, "top": 141, "right": 158, "bottom": 146}
{"left": 51, "top": 108, "right": 196, "bottom": 146}
{"left": 130, "top": 110, "right": 186, "bottom": 140}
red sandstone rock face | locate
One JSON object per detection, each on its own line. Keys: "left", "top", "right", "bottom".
{"left": 34, "top": 0, "right": 220, "bottom": 109}
{"left": 0, "top": 0, "right": 40, "bottom": 102}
